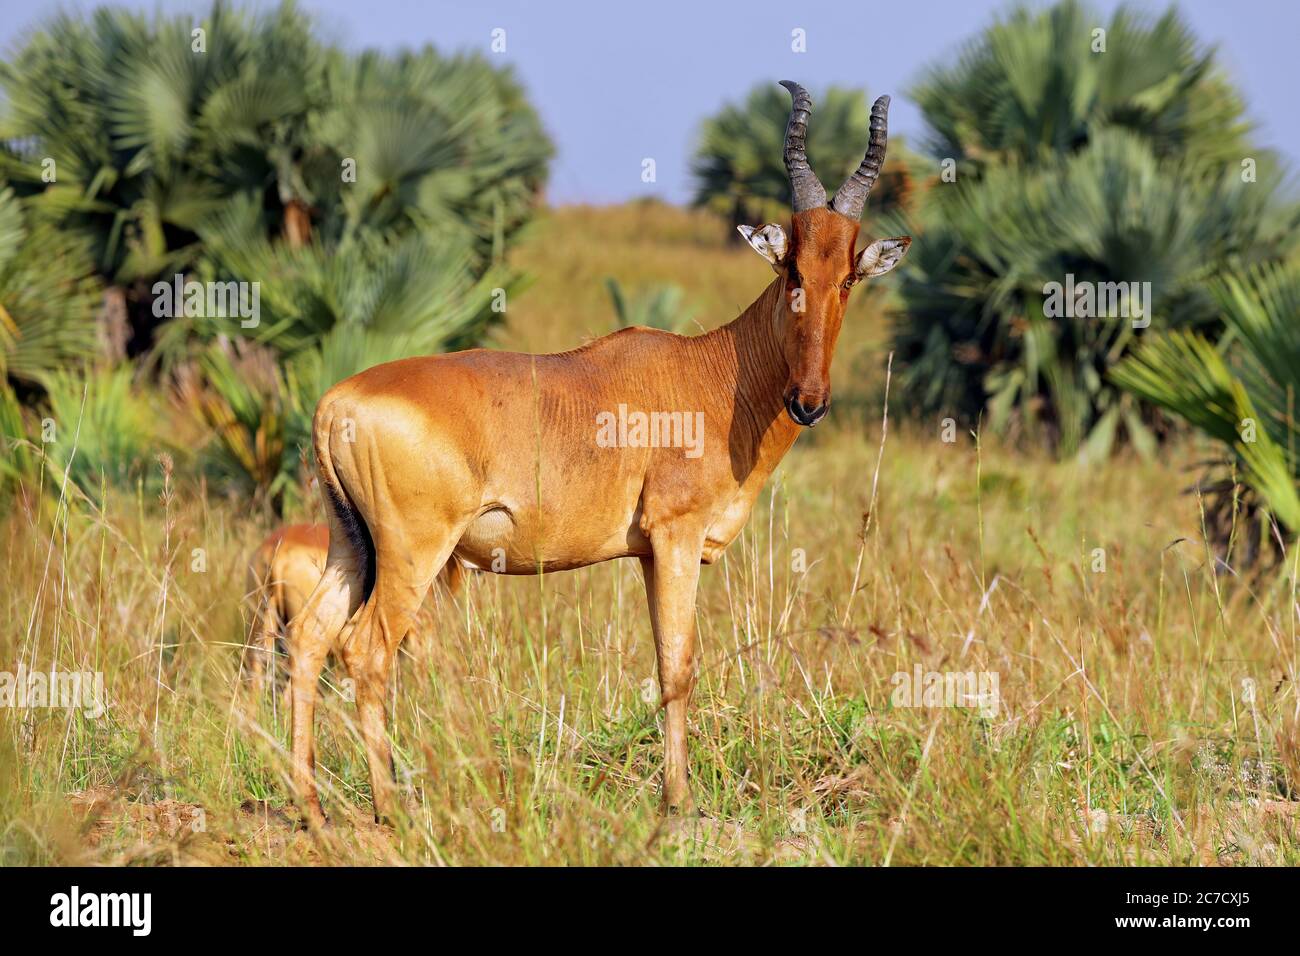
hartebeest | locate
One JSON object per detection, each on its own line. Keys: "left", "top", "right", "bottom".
{"left": 288, "top": 81, "right": 910, "bottom": 826}
{"left": 245, "top": 523, "right": 461, "bottom": 693}
{"left": 245, "top": 523, "right": 331, "bottom": 692}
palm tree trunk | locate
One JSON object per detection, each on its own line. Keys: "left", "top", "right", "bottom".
{"left": 283, "top": 199, "right": 312, "bottom": 248}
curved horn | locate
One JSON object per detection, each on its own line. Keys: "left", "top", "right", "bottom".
{"left": 831, "top": 94, "right": 890, "bottom": 220}
{"left": 779, "top": 80, "right": 826, "bottom": 212}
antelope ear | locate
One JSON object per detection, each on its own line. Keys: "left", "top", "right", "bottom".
{"left": 737, "top": 223, "right": 788, "bottom": 270}
{"left": 855, "top": 236, "right": 911, "bottom": 279}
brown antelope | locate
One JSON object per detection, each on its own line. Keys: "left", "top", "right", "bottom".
{"left": 245, "top": 523, "right": 331, "bottom": 692}
{"left": 246, "top": 524, "right": 462, "bottom": 693}
{"left": 287, "top": 81, "right": 910, "bottom": 826}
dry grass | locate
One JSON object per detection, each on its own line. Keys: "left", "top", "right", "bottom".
{"left": 3, "top": 204, "right": 1299, "bottom": 865}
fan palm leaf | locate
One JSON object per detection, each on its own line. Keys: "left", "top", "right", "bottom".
{"left": 0, "top": 187, "right": 103, "bottom": 388}
{"left": 912, "top": 0, "right": 1250, "bottom": 174}
{"left": 1113, "top": 263, "right": 1300, "bottom": 538}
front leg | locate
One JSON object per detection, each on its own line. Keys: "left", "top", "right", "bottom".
{"left": 639, "top": 524, "right": 705, "bottom": 814}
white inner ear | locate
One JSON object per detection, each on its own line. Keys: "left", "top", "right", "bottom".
{"left": 737, "top": 223, "right": 788, "bottom": 268}
{"left": 855, "top": 236, "right": 912, "bottom": 279}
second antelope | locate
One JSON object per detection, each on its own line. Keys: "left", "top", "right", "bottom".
{"left": 288, "top": 80, "right": 910, "bottom": 826}
{"left": 244, "top": 523, "right": 462, "bottom": 694}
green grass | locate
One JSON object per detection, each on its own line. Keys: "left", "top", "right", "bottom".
{"left": 2, "top": 203, "right": 1298, "bottom": 865}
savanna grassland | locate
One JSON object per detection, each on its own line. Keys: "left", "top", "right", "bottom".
{"left": 3, "top": 204, "right": 1299, "bottom": 866}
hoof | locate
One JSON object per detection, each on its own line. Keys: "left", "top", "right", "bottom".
{"left": 662, "top": 795, "right": 699, "bottom": 818}
{"left": 295, "top": 803, "right": 329, "bottom": 833}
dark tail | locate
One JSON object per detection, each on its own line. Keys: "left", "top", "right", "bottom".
{"left": 313, "top": 410, "right": 376, "bottom": 601}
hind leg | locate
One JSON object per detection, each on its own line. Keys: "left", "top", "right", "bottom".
{"left": 242, "top": 558, "right": 279, "bottom": 695}
{"left": 289, "top": 550, "right": 366, "bottom": 828}
{"left": 245, "top": 598, "right": 279, "bottom": 694}
{"left": 276, "top": 621, "right": 296, "bottom": 719}
{"left": 341, "top": 533, "right": 461, "bottom": 824}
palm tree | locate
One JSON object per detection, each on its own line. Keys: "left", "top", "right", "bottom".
{"left": 895, "top": 131, "right": 1297, "bottom": 458}
{"left": 911, "top": 0, "right": 1251, "bottom": 177}
{"left": 0, "top": 0, "right": 553, "bottom": 506}
{"left": 0, "top": 5, "right": 270, "bottom": 348}
{"left": 1112, "top": 262, "right": 1300, "bottom": 560}
{"left": 0, "top": 187, "right": 102, "bottom": 391}
{"left": 0, "top": 1, "right": 552, "bottom": 357}
{"left": 307, "top": 48, "right": 551, "bottom": 263}
{"left": 893, "top": 0, "right": 1297, "bottom": 458}
{"left": 691, "top": 83, "right": 916, "bottom": 238}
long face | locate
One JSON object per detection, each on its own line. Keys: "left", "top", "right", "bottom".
{"left": 781, "top": 209, "right": 861, "bottom": 425}
{"left": 738, "top": 81, "right": 911, "bottom": 428}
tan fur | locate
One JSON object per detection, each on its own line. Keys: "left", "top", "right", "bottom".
{"left": 287, "top": 205, "right": 908, "bottom": 827}
{"left": 245, "top": 524, "right": 331, "bottom": 691}
{"left": 245, "top": 524, "right": 462, "bottom": 693}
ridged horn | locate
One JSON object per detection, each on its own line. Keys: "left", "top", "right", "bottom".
{"left": 830, "top": 94, "right": 890, "bottom": 220}
{"left": 779, "top": 80, "right": 826, "bottom": 212}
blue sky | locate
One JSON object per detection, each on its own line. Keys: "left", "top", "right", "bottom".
{"left": 3, "top": 0, "right": 1296, "bottom": 204}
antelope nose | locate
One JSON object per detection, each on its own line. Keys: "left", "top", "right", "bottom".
{"left": 785, "top": 390, "right": 829, "bottom": 427}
